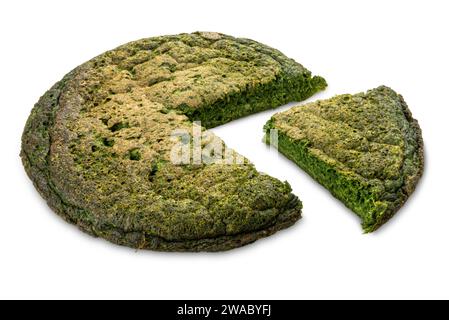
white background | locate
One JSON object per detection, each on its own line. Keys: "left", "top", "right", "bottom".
{"left": 1, "top": 0, "right": 448, "bottom": 300}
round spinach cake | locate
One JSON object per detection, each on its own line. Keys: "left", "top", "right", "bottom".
{"left": 21, "top": 32, "right": 326, "bottom": 251}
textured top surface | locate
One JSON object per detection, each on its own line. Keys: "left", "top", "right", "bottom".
{"left": 21, "top": 32, "right": 324, "bottom": 247}
{"left": 270, "top": 86, "right": 424, "bottom": 230}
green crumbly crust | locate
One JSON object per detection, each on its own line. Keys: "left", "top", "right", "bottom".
{"left": 265, "top": 86, "right": 424, "bottom": 232}
{"left": 21, "top": 32, "right": 326, "bottom": 251}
